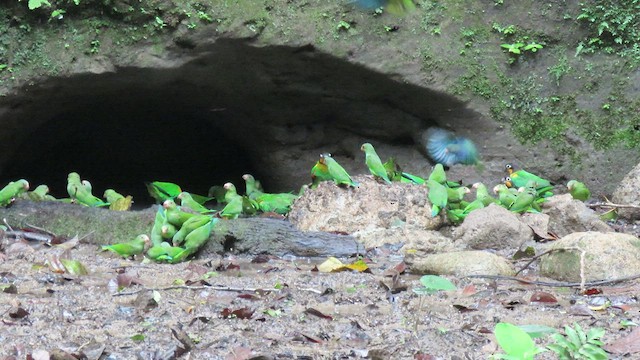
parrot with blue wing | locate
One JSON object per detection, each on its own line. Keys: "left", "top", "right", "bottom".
{"left": 423, "top": 128, "right": 479, "bottom": 167}
{"left": 352, "top": 0, "right": 415, "bottom": 15}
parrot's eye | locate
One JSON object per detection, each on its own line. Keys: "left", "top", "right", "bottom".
{"left": 505, "top": 164, "right": 512, "bottom": 169}
{"left": 505, "top": 177, "right": 512, "bottom": 182}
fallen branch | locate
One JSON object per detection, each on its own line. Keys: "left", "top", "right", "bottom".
{"left": 465, "top": 272, "right": 640, "bottom": 288}
{"left": 586, "top": 199, "right": 640, "bottom": 210}
{"left": 112, "top": 285, "right": 281, "bottom": 296}
{"left": 113, "top": 284, "right": 324, "bottom": 296}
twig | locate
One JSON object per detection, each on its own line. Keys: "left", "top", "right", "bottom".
{"left": 514, "top": 247, "right": 585, "bottom": 276}
{"left": 465, "top": 272, "right": 640, "bottom": 288}
{"left": 24, "top": 223, "right": 57, "bottom": 237}
{"left": 298, "top": 287, "right": 323, "bottom": 294}
{"left": 3, "top": 218, "right": 13, "bottom": 232}
{"left": 112, "top": 285, "right": 282, "bottom": 296}
{"left": 586, "top": 202, "right": 640, "bottom": 209}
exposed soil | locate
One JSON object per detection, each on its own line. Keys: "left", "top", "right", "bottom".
{"left": 0, "top": 226, "right": 638, "bottom": 359}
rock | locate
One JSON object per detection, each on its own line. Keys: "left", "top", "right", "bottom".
{"left": 540, "top": 231, "right": 640, "bottom": 282}
{"left": 406, "top": 250, "right": 515, "bottom": 276}
{"left": 397, "top": 229, "right": 462, "bottom": 256}
{"left": 289, "top": 176, "right": 442, "bottom": 234}
{"left": 542, "top": 194, "right": 612, "bottom": 236}
{"left": 612, "top": 162, "right": 640, "bottom": 220}
{"left": 452, "top": 204, "right": 532, "bottom": 250}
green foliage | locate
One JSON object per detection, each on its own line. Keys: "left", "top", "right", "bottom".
{"left": 546, "top": 323, "right": 607, "bottom": 360}
{"left": 26, "top": 0, "right": 51, "bottom": 10}
{"left": 412, "top": 275, "right": 456, "bottom": 295}
{"left": 548, "top": 54, "right": 571, "bottom": 86}
{"left": 576, "top": 0, "right": 640, "bottom": 62}
{"left": 491, "top": 322, "right": 548, "bottom": 360}
{"left": 501, "top": 41, "right": 543, "bottom": 63}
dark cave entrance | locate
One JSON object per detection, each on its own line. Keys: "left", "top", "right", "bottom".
{"left": 2, "top": 96, "right": 258, "bottom": 206}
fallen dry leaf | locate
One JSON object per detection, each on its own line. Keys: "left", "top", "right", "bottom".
{"left": 605, "top": 327, "right": 640, "bottom": 354}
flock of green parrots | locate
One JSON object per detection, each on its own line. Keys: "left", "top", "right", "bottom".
{"left": 0, "top": 143, "right": 592, "bottom": 263}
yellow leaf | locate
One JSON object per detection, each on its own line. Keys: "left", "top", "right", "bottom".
{"left": 344, "top": 260, "right": 369, "bottom": 272}
{"left": 110, "top": 196, "right": 133, "bottom": 211}
{"left": 60, "top": 259, "right": 89, "bottom": 275}
{"left": 317, "top": 257, "right": 344, "bottom": 273}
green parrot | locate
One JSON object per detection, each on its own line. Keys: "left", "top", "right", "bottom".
{"left": 223, "top": 182, "right": 242, "bottom": 203}
{"left": 320, "top": 153, "right": 359, "bottom": 187}
{"left": 311, "top": 157, "right": 333, "bottom": 188}
{"left": 567, "top": 180, "right": 591, "bottom": 201}
{"left": 103, "top": 189, "right": 124, "bottom": 204}
{"left": 146, "top": 181, "right": 182, "bottom": 203}
{"left": 0, "top": 179, "right": 30, "bottom": 206}
{"left": 150, "top": 206, "right": 166, "bottom": 246}
{"left": 242, "top": 174, "right": 264, "bottom": 200}
{"left": 509, "top": 184, "right": 538, "bottom": 213}
{"left": 208, "top": 185, "right": 227, "bottom": 204}
{"left": 255, "top": 193, "right": 298, "bottom": 214}
{"left": 242, "top": 196, "right": 259, "bottom": 215}
{"left": 446, "top": 199, "right": 485, "bottom": 224}
{"left": 177, "top": 192, "right": 215, "bottom": 214}
{"left": 427, "top": 163, "right": 447, "bottom": 185}
{"left": 146, "top": 242, "right": 184, "bottom": 261}
{"left": 400, "top": 172, "right": 425, "bottom": 185}
{"left": 361, "top": 143, "right": 392, "bottom": 184}
{"left": 472, "top": 183, "right": 498, "bottom": 206}
{"left": 220, "top": 196, "right": 244, "bottom": 219}
{"left": 447, "top": 186, "right": 470, "bottom": 204}
{"left": 504, "top": 164, "right": 552, "bottom": 189}
{"left": 426, "top": 179, "right": 448, "bottom": 217}
{"left": 161, "top": 224, "right": 177, "bottom": 239}
{"left": 67, "top": 173, "right": 107, "bottom": 207}
{"left": 22, "top": 184, "right": 55, "bottom": 202}
{"left": 493, "top": 184, "right": 518, "bottom": 209}
{"left": 382, "top": 157, "right": 402, "bottom": 182}
{"left": 169, "top": 219, "right": 216, "bottom": 263}
{"left": 172, "top": 214, "right": 213, "bottom": 246}
{"left": 104, "top": 189, "right": 133, "bottom": 211}
{"left": 163, "top": 200, "right": 196, "bottom": 227}
{"left": 101, "top": 234, "right": 151, "bottom": 258}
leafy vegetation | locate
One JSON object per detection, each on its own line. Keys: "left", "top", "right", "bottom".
{"left": 576, "top": 0, "right": 640, "bottom": 63}
{"left": 493, "top": 322, "right": 608, "bottom": 360}
{"left": 547, "top": 323, "right": 608, "bottom": 360}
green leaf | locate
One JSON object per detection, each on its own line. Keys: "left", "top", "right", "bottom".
{"left": 494, "top": 322, "right": 536, "bottom": 358}
{"left": 418, "top": 275, "right": 456, "bottom": 291}
{"left": 586, "top": 327, "right": 605, "bottom": 342}
{"left": 28, "top": 0, "right": 51, "bottom": 10}
{"left": 564, "top": 325, "right": 582, "bottom": 349}
{"left": 518, "top": 324, "right": 558, "bottom": 339}
{"left": 130, "top": 334, "right": 145, "bottom": 342}
{"left": 579, "top": 344, "right": 608, "bottom": 359}
{"left": 152, "top": 290, "right": 162, "bottom": 303}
